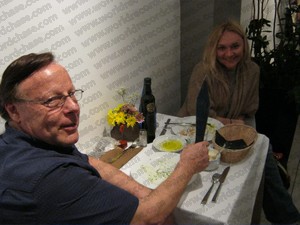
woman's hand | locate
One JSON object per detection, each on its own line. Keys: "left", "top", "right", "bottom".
{"left": 216, "top": 116, "right": 245, "bottom": 125}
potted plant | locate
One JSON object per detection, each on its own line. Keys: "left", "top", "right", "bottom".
{"left": 107, "top": 88, "right": 144, "bottom": 143}
{"left": 246, "top": 0, "right": 300, "bottom": 166}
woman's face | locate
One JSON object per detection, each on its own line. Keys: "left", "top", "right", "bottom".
{"left": 216, "top": 31, "right": 244, "bottom": 70}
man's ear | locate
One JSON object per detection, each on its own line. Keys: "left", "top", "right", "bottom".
{"left": 5, "top": 103, "right": 21, "bottom": 122}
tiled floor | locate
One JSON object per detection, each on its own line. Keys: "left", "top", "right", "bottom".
{"left": 260, "top": 116, "right": 300, "bottom": 224}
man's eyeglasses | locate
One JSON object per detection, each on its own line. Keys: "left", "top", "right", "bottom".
{"left": 14, "top": 89, "right": 84, "bottom": 108}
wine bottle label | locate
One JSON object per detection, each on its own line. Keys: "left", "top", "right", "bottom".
{"left": 146, "top": 102, "right": 155, "bottom": 113}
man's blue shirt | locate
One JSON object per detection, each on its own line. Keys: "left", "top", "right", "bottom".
{"left": 0, "top": 124, "right": 138, "bottom": 224}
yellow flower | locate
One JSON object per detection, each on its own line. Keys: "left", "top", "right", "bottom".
{"left": 115, "top": 112, "right": 126, "bottom": 124}
{"left": 126, "top": 116, "right": 137, "bottom": 127}
{"left": 107, "top": 103, "right": 144, "bottom": 128}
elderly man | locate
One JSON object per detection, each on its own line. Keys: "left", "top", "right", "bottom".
{"left": 0, "top": 52, "right": 208, "bottom": 224}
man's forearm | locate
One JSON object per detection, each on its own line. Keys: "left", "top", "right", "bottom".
{"left": 88, "top": 156, "right": 152, "bottom": 198}
{"left": 130, "top": 162, "right": 193, "bottom": 224}
{"left": 89, "top": 156, "right": 190, "bottom": 224}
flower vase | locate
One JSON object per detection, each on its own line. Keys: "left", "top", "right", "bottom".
{"left": 110, "top": 123, "right": 140, "bottom": 142}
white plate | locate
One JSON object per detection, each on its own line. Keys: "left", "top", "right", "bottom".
{"left": 130, "top": 152, "right": 197, "bottom": 189}
{"left": 171, "top": 117, "right": 224, "bottom": 142}
{"left": 152, "top": 135, "right": 187, "bottom": 153}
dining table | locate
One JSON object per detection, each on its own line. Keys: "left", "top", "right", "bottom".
{"left": 107, "top": 113, "right": 270, "bottom": 224}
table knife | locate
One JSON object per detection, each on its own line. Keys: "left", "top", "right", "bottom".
{"left": 108, "top": 142, "right": 137, "bottom": 164}
{"left": 166, "top": 122, "right": 196, "bottom": 126}
{"left": 160, "top": 118, "right": 170, "bottom": 136}
{"left": 212, "top": 166, "right": 230, "bottom": 202}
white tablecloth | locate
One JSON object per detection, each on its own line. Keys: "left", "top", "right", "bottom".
{"left": 121, "top": 113, "right": 269, "bottom": 225}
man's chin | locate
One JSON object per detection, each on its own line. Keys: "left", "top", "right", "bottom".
{"left": 58, "top": 133, "right": 79, "bottom": 146}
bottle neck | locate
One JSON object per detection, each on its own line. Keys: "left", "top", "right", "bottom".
{"left": 144, "top": 83, "right": 152, "bottom": 95}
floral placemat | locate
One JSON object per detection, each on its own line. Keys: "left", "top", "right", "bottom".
{"left": 100, "top": 147, "right": 143, "bottom": 169}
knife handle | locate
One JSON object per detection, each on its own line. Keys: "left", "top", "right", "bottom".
{"left": 212, "top": 183, "right": 222, "bottom": 202}
{"left": 109, "top": 151, "right": 125, "bottom": 164}
{"left": 108, "top": 142, "right": 137, "bottom": 163}
{"left": 201, "top": 182, "right": 214, "bottom": 204}
{"left": 160, "top": 118, "right": 170, "bottom": 136}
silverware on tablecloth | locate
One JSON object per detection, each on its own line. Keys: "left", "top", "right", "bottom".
{"left": 160, "top": 118, "right": 171, "bottom": 136}
{"left": 166, "top": 122, "right": 196, "bottom": 126}
{"left": 108, "top": 141, "right": 138, "bottom": 164}
{"left": 212, "top": 166, "right": 230, "bottom": 202}
{"left": 201, "top": 173, "right": 220, "bottom": 205}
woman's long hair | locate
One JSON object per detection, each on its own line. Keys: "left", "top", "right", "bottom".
{"left": 201, "top": 20, "right": 250, "bottom": 111}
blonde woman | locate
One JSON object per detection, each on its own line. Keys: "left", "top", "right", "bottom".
{"left": 179, "top": 20, "right": 300, "bottom": 224}
{"left": 178, "top": 20, "right": 259, "bottom": 126}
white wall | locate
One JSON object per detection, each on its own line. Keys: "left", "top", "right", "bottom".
{"left": 180, "top": 0, "right": 214, "bottom": 106}
{"left": 240, "top": 0, "right": 278, "bottom": 52}
{"left": 240, "top": 0, "right": 253, "bottom": 29}
{"left": 0, "top": 0, "right": 180, "bottom": 153}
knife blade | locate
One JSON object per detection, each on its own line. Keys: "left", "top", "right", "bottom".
{"left": 212, "top": 166, "right": 230, "bottom": 202}
{"left": 108, "top": 142, "right": 137, "bottom": 164}
{"left": 165, "top": 122, "right": 196, "bottom": 126}
{"left": 196, "top": 80, "right": 210, "bottom": 142}
{"left": 160, "top": 118, "right": 171, "bottom": 136}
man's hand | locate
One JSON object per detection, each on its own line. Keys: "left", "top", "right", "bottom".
{"left": 179, "top": 141, "right": 209, "bottom": 175}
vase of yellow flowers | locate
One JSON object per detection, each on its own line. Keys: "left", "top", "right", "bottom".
{"left": 107, "top": 103, "right": 144, "bottom": 142}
